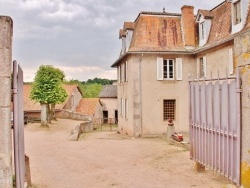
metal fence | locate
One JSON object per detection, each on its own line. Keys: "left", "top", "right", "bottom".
{"left": 189, "top": 70, "right": 241, "bottom": 186}
{"left": 93, "top": 118, "right": 118, "bottom": 131}
{"left": 13, "top": 60, "right": 25, "bottom": 188}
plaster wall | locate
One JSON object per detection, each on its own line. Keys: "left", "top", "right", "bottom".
{"left": 100, "top": 98, "right": 117, "bottom": 119}
{"left": 117, "top": 54, "right": 196, "bottom": 136}
{"left": 196, "top": 42, "right": 235, "bottom": 78}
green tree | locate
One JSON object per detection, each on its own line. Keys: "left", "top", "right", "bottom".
{"left": 30, "top": 65, "right": 67, "bottom": 126}
{"left": 83, "top": 83, "right": 102, "bottom": 98}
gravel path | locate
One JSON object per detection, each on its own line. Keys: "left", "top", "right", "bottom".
{"left": 24, "top": 119, "right": 235, "bottom": 188}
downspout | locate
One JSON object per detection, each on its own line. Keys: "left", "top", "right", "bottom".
{"left": 139, "top": 54, "right": 143, "bottom": 137}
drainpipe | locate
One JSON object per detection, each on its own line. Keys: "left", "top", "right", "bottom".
{"left": 139, "top": 54, "right": 143, "bottom": 137}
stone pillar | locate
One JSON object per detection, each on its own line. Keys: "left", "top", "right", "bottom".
{"left": 0, "top": 16, "right": 13, "bottom": 188}
{"left": 234, "top": 31, "right": 250, "bottom": 187}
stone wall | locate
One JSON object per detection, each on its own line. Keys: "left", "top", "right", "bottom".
{"left": 56, "top": 110, "right": 91, "bottom": 121}
{"left": 234, "top": 30, "right": 250, "bottom": 187}
{"left": 0, "top": 16, "right": 13, "bottom": 187}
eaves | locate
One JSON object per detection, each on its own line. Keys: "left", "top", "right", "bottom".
{"left": 111, "top": 50, "right": 194, "bottom": 67}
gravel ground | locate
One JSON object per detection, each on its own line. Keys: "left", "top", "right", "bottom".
{"left": 24, "top": 119, "right": 235, "bottom": 188}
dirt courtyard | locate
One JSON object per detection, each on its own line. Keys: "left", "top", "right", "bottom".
{"left": 24, "top": 119, "right": 235, "bottom": 188}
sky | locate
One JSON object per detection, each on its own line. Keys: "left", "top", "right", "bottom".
{"left": 0, "top": 0, "right": 223, "bottom": 82}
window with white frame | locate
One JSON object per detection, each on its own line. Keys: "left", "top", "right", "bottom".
{"left": 163, "top": 99, "right": 176, "bottom": 121}
{"left": 233, "top": 0, "right": 241, "bottom": 25}
{"left": 201, "top": 22, "right": 205, "bottom": 40}
{"left": 163, "top": 59, "right": 174, "bottom": 79}
{"left": 157, "top": 58, "right": 182, "bottom": 81}
{"left": 197, "top": 56, "right": 206, "bottom": 78}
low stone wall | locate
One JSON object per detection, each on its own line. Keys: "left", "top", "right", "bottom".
{"left": 69, "top": 121, "right": 93, "bottom": 141}
{"left": 56, "top": 110, "right": 91, "bottom": 121}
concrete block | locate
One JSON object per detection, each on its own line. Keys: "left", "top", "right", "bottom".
{"left": 0, "top": 78, "right": 11, "bottom": 107}
{"left": 0, "top": 49, "right": 11, "bottom": 77}
{"left": 0, "top": 107, "right": 11, "bottom": 152}
{"left": 0, "top": 16, "right": 13, "bottom": 50}
{"left": 80, "top": 121, "right": 93, "bottom": 133}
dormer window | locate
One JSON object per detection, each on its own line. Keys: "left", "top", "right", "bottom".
{"left": 196, "top": 10, "right": 212, "bottom": 46}
{"left": 233, "top": 0, "right": 241, "bottom": 25}
{"left": 201, "top": 22, "right": 205, "bottom": 40}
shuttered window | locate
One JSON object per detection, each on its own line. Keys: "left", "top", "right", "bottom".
{"left": 229, "top": 48, "right": 234, "bottom": 75}
{"left": 197, "top": 56, "right": 207, "bottom": 78}
{"left": 157, "top": 58, "right": 181, "bottom": 80}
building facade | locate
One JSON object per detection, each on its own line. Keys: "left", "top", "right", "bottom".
{"left": 112, "top": 1, "right": 250, "bottom": 137}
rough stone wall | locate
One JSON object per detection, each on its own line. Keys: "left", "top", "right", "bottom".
{"left": 234, "top": 30, "right": 250, "bottom": 187}
{"left": 0, "top": 16, "right": 13, "bottom": 188}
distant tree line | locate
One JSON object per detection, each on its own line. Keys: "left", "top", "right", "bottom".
{"left": 65, "top": 77, "right": 116, "bottom": 98}
{"left": 82, "top": 77, "right": 116, "bottom": 85}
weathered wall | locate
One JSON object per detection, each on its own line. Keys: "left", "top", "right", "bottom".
{"left": 235, "top": 30, "right": 250, "bottom": 188}
{"left": 117, "top": 53, "right": 197, "bottom": 137}
{"left": 99, "top": 98, "right": 117, "bottom": 119}
{"left": 0, "top": 16, "right": 13, "bottom": 187}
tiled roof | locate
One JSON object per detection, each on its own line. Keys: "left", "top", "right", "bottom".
{"left": 205, "top": 1, "right": 232, "bottom": 46}
{"left": 129, "top": 13, "right": 185, "bottom": 52}
{"left": 198, "top": 9, "right": 213, "bottom": 19}
{"left": 23, "top": 83, "right": 81, "bottom": 112}
{"left": 99, "top": 85, "right": 117, "bottom": 98}
{"left": 75, "top": 98, "right": 100, "bottom": 115}
{"left": 123, "top": 22, "right": 134, "bottom": 30}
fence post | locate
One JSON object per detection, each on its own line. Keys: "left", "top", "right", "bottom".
{"left": 0, "top": 16, "right": 13, "bottom": 188}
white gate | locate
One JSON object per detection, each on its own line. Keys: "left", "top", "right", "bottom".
{"left": 189, "top": 70, "right": 241, "bottom": 186}
{"left": 13, "top": 60, "right": 25, "bottom": 188}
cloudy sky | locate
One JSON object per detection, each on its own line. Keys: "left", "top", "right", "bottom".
{"left": 0, "top": 0, "right": 223, "bottom": 82}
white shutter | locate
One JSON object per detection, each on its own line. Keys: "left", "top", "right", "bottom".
{"left": 126, "top": 99, "right": 128, "bottom": 120}
{"left": 229, "top": 48, "right": 234, "bottom": 75}
{"left": 121, "top": 64, "right": 124, "bottom": 83}
{"left": 120, "top": 98, "right": 122, "bottom": 115}
{"left": 176, "top": 58, "right": 183, "bottom": 80}
{"left": 157, "top": 58, "right": 164, "bottom": 80}
{"left": 203, "top": 56, "right": 207, "bottom": 78}
{"left": 196, "top": 58, "right": 200, "bottom": 79}
{"left": 118, "top": 66, "right": 121, "bottom": 83}
{"left": 122, "top": 99, "right": 125, "bottom": 117}
{"left": 125, "top": 61, "right": 128, "bottom": 82}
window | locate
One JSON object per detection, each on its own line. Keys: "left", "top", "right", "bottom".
{"left": 163, "top": 59, "right": 174, "bottom": 80}
{"left": 234, "top": 0, "right": 241, "bottom": 25}
{"left": 201, "top": 22, "right": 205, "bottom": 39}
{"left": 199, "top": 57, "right": 205, "bottom": 78}
{"left": 157, "top": 58, "right": 182, "bottom": 81}
{"left": 197, "top": 56, "right": 206, "bottom": 78}
{"left": 163, "top": 100, "right": 176, "bottom": 120}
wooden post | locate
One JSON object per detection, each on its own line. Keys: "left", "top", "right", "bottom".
{"left": 25, "top": 155, "right": 32, "bottom": 187}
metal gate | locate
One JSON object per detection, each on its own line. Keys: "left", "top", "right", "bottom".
{"left": 13, "top": 60, "right": 25, "bottom": 188}
{"left": 189, "top": 70, "right": 241, "bottom": 186}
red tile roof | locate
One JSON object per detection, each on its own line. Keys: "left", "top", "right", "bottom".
{"left": 129, "top": 13, "right": 185, "bottom": 52}
{"left": 23, "top": 84, "right": 81, "bottom": 112}
{"left": 206, "top": 1, "right": 232, "bottom": 45}
{"left": 75, "top": 98, "right": 100, "bottom": 116}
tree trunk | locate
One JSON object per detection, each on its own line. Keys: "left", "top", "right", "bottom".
{"left": 51, "top": 103, "right": 57, "bottom": 120}
{"left": 41, "top": 103, "right": 48, "bottom": 126}
{"left": 47, "top": 104, "right": 51, "bottom": 123}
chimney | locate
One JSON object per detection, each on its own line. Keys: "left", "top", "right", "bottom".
{"left": 181, "top": 5, "right": 195, "bottom": 47}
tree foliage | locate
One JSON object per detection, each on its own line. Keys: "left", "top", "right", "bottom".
{"left": 30, "top": 65, "right": 68, "bottom": 125}
{"left": 30, "top": 65, "right": 67, "bottom": 104}
{"left": 82, "top": 77, "right": 116, "bottom": 85}
{"left": 82, "top": 83, "right": 102, "bottom": 98}
{"left": 65, "top": 78, "right": 116, "bottom": 98}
